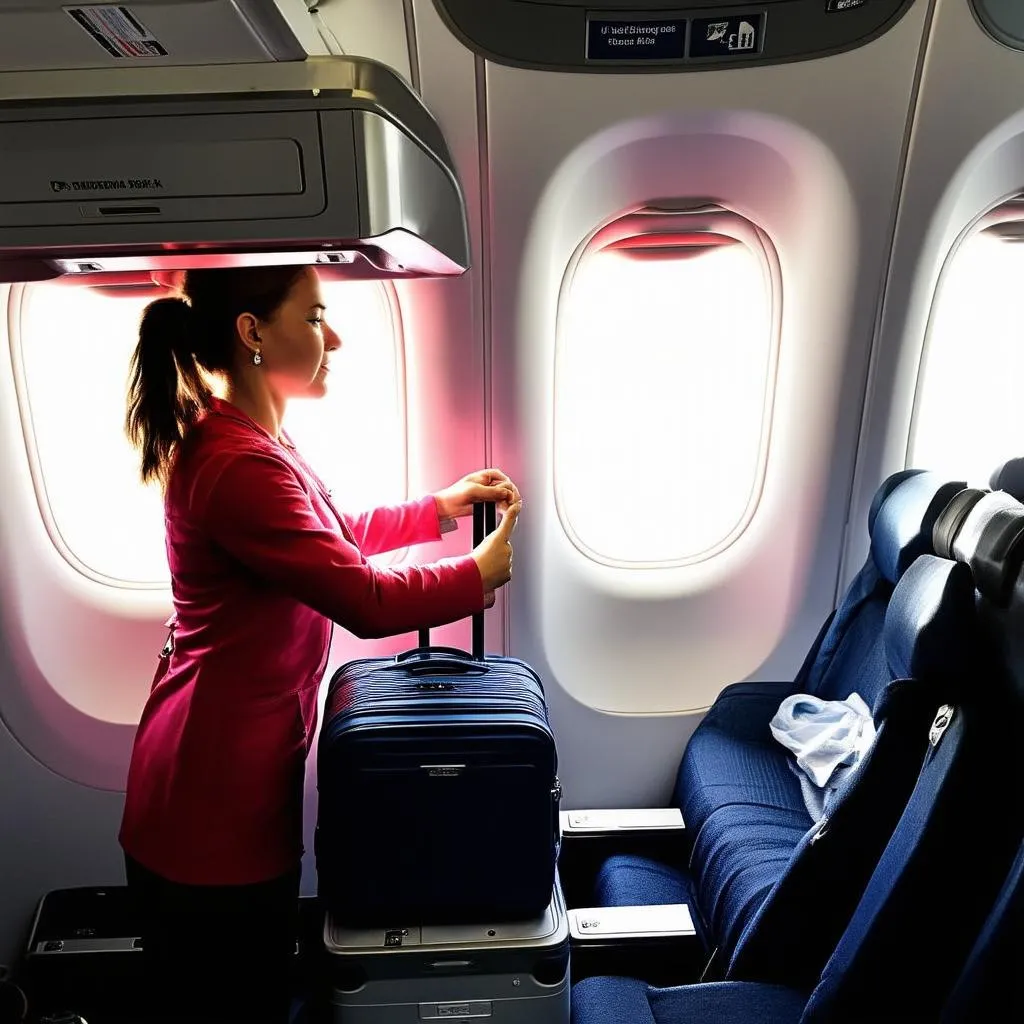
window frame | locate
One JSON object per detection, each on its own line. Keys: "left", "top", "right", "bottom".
{"left": 8, "top": 274, "right": 408, "bottom": 591}
{"left": 552, "top": 202, "right": 783, "bottom": 569}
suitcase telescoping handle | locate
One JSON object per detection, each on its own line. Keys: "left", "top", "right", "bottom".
{"left": 413, "top": 500, "right": 496, "bottom": 662}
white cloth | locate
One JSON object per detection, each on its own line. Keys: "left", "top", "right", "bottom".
{"left": 770, "top": 693, "right": 876, "bottom": 821}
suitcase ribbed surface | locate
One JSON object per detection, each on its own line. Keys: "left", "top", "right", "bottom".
{"left": 316, "top": 649, "right": 559, "bottom": 925}
{"left": 325, "top": 656, "right": 549, "bottom": 731}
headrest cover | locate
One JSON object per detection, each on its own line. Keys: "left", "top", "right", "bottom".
{"left": 871, "top": 473, "right": 966, "bottom": 583}
{"left": 989, "top": 457, "right": 1024, "bottom": 500}
{"left": 952, "top": 491, "right": 1024, "bottom": 566}
{"left": 933, "top": 488, "right": 987, "bottom": 559}
{"left": 971, "top": 506, "right": 1024, "bottom": 607}
{"left": 885, "top": 557, "right": 978, "bottom": 683}
{"left": 868, "top": 469, "right": 925, "bottom": 536}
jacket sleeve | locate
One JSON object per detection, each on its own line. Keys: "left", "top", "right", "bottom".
{"left": 200, "top": 451, "right": 484, "bottom": 639}
{"left": 344, "top": 496, "right": 446, "bottom": 556}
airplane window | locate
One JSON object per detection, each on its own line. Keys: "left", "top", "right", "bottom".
{"left": 554, "top": 215, "right": 776, "bottom": 565}
{"left": 13, "top": 279, "right": 405, "bottom": 587}
{"left": 910, "top": 226, "right": 1024, "bottom": 484}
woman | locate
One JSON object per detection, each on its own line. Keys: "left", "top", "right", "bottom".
{"left": 119, "top": 265, "right": 521, "bottom": 1023}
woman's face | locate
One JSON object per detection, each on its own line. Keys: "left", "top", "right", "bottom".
{"left": 254, "top": 267, "right": 342, "bottom": 399}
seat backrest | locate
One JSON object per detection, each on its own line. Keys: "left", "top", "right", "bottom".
{"left": 988, "top": 455, "right": 1024, "bottom": 500}
{"left": 935, "top": 496, "right": 1024, "bottom": 1022}
{"left": 798, "top": 471, "right": 965, "bottom": 709}
{"left": 801, "top": 547, "right": 1023, "bottom": 1023}
{"left": 727, "top": 553, "right": 979, "bottom": 991}
{"left": 939, "top": 837, "right": 1024, "bottom": 1022}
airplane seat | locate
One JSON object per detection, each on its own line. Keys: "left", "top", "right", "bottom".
{"left": 678, "top": 470, "right": 964, "bottom": 831}
{"left": 573, "top": 556, "right": 1022, "bottom": 1024}
{"left": 720, "top": 553, "right": 982, "bottom": 988}
{"left": 592, "top": 471, "right": 965, "bottom": 923}
{"left": 570, "top": 973, "right": 806, "bottom": 1024}
{"left": 938, "top": 836, "right": 1024, "bottom": 1023}
{"left": 576, "top": 848, "right": 1024, "bottom": 1024}
{"left": 801, "top": 590, "right": 1021, "bottom": 1020}
{"left": 937, "top": 500, "right": 1024, "bottom": 1023}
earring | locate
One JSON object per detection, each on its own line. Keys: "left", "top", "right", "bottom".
{"left": 252, "top": 350, "right": 262, "bottom": 366}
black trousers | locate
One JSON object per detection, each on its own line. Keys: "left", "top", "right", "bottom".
{"left": 124, "top": 854, "right": 301, "bottom": 1024}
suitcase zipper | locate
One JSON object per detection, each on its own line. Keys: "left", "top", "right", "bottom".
{"left": 336, "top": 716, "right": 555, "bottom": 746}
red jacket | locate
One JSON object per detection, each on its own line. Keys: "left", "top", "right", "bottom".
{"left": 119, "top": 398, "right": 485, "bottom": 885}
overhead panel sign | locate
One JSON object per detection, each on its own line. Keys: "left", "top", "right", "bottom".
{"left": 586, "top": 18, "right": 687, "bottom": 62}
{"left": 689, "top": 14, "right": 766, "bottom": 58}
{"left": 64, "top": 5, "right": 168, "bottom": 59}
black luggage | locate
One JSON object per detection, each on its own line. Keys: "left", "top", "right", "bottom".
{"left": 315, "top": 503, "right": 560, "bottom": 925}
{"left": 19, "top": 886, "right": 145, "bottom": 1022}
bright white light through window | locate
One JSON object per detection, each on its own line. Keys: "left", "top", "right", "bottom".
{"left": 555, "top": 239, "right": 774, "bottom": 565}
{"left": 16, "top": 279, "right": 404, "bottom": 587}
{"left": 912, "top": 231, "right": 1024, "bottom": 486}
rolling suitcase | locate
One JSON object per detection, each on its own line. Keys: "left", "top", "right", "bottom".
{"left": 315, "top": 502, "right": 560, "bottom": 925}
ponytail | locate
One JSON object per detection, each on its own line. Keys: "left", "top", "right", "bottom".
{"left": 125, "top": 297, "right": 211, "bottom": 489}
{"left": 125, "top": 265, "right": 308, "bottom": 488}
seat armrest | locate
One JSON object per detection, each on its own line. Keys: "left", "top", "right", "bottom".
{"left": 568, "top": 903, "right": 695, "bottom": 942}
{"left": 567, "top": 903, "right": 706, "bottom": 988}
{"left": 560, "top": 808, "right": 685, "bottom": 838}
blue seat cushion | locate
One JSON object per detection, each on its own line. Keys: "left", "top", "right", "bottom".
{"left": 599, "top": 683, "right": 811, "bottom": 948}
{"left": 594, "top": 855, "right": 695, "bottom": 909}
{"left": 691, "top": 803, "right": 812, "bottom": 956}
{"left": 675, "top": 680, "right": 807, "bottom": 833}
{"left": 571, "top": 976, "right": 806, "bottom": 1024}
{"left": 593, "top": 856, "right": 706, "bottom": 946}
{"left": 592, "top": 802, "right": 812, "bottom": 958}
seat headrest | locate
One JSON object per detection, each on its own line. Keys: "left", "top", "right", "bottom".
{"left": 933, "top": 488, "right": 988, "bottom": 559}
{"left": 867, "top": 469, "right": 926, "bottom": 536}
{"left": 871, "top": 473, "right": 966, "bottom": 583}
{"left": 952, "top": 491, "right": 1024, "bottom": 565}
{"left": 966, "top": 501, "right": 1024, "bottom": 607}
{"left": 885, "top": 556, "right": 978, "bottom": 683}
{"left": 989, "top": 457, "right": 1024, "bottom": 500}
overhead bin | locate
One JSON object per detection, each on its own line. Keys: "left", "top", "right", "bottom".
{"left": 0, "top": 57, "right": 471, "bottom": 282}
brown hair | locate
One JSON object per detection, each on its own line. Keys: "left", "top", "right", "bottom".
{"left": 125, "top": 266, "right": 307, "bottom": 488}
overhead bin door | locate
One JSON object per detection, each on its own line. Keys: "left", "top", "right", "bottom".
{"left": 0, "top": 109, "right": 330, "bottom": 232}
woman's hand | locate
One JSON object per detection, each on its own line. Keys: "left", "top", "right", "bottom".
{"left": 434, "top": 468, "right": 521, "bottom": 520}
{"left": 471, "top": 500, "right": 522, "bottom": 592}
